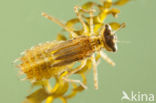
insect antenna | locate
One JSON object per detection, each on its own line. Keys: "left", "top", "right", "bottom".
{"left": 117, "top": 40, "right": 131, "bottom": 44}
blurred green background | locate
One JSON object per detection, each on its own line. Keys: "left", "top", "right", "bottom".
{"left": 0, "top": 0, "right": 156, "bottom": 103}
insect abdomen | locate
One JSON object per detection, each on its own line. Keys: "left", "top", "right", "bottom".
{"left": 17, "top": 36, "right": 101, "bottom": 80}
{"left": 50, "top": 36, "right": 96, "bottom": 67}
{"left": 17, "top": 41, "right": 68, "bottom": 80}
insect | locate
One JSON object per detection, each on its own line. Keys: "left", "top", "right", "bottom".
{"left": 41, "top": 6, "right": 126, "bottom": 89}
{"left": 15, "top": 6, "right": 125, "bottom": 90}
{"left": 14, "top": 0, "right": 130, "bottom": 102}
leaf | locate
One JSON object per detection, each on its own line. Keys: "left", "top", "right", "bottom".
{"left": 57, "top": 33, "right": 67, "bottom": 41}
{"left": 108, "top": 8, "right": 120, "bottom": 18}
{"left": 75, "top": 59, "right": 92, "bottom": 74}
{"left": 113, "top": 0, "right": 130, "bottom": 6}
{"left": 65, "top": 18, "right": 79, "bottom": 30}
{"left": 81, "top": 2, "right": 96, "bottom": 10}
{"left": 94, "top": 23, "right": 104, "bottom": 35}
{"left": 109, "top": 22, "right": 121, "bottom": 30}
{"left": 94, "top": 9, "right": 108, "bottom": 23}
{"left": 103, "top": 1, "right": 112, "bottom": 8}
{"left": 109, "top": 22, "right": 126, "bottom": 30}
{"left": 45, "top": 96, "right": 54, "bottom": 103}
{"left": 23, "top": 88, "right": 49, "bottom": 103}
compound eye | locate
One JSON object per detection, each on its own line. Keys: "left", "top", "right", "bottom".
{"left": 112, "top": 46, "right": 116, "bottom": 52}
{"left": 103, "top": 24, "right": 118, "bottom": 52}
{"left": 105, "top": 35, "right": 117, "bottom": 52}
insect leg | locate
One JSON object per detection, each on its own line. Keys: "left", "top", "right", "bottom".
{"left": 42, "top": 12, "right": 78, "bottom": 38}
{"left": 62, "top": 77, "right": 88, "bottom": 89}
{"left": 62, "top": 60, "right": 88, "bottom": 89}
{"left": 74, "top": 6, "right": 89, "bottom": 34}
{"left": 66, "top": 60, "right": 87, "bottom": 76}
{"left": 91, "top": 54, "right": 98, "bottom": 89}
{"left": 89, "top": 9, "right": 94, "bottom": 35}
{"left": 99, "top": 51, "right": 115, "bottom": 66}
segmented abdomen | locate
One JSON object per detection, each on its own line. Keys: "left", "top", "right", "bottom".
{"left": 49, "top": 36, "right": 95, "bottom": 67}
{"left": 16, "top": 36, "right": 95, "bottom": 81}
{"left": 17, "top": 41, "right": 72, "bottom": 80}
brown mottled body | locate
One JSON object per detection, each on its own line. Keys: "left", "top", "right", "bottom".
{"left": 18, "top": 41, "right": 71, "bottom": 80}
{"left": 17, "top": 10, "right": 124, "bottom": 89}
{"left": 18, "top": 35, "right": 103, "bottom": 80}
{"left": 50, "top": 36, "right": 102, "bottom": 67}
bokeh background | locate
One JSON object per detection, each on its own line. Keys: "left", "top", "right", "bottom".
{"left": 0, "top": 0, "right": 156, "bottom": 103}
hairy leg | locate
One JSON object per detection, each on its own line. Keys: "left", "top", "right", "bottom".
{"left": 89, "top": 9, "right": 95, "bottom": 35}
{"left": 62, "top": 60, "right": 88, "bottom": 89}
{"left": 99, "top": 51, "right": 115, "bottom": 66}
{"left": 63, "top": 77, "right": 88, "bottom": 89}
{"left": 42, "top": 12, "right": 78, "bottom": 38}
{"left": 91, "top": 54, "right": 98, "bottom": 89}
{"left": 74, "top": 6, "right": 89, "bottom": 34}
{"left": 66, "top": 60, "right": 87, "bottom": 76}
